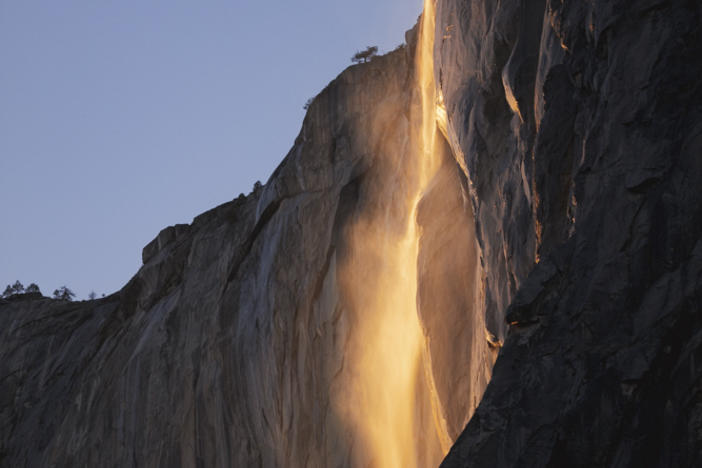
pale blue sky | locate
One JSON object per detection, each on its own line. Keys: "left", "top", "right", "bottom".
{"left": 0, "top": 0, "right": 423, "bottom": 299}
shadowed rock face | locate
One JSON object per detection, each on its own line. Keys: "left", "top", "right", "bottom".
{"left": 2, "top": 1, "right": 701, "bottom": 467}
{"left": 436, "top": 0, "right": 702, "bottom": 466}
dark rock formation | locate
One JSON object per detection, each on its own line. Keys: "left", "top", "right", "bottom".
{"left": 2, "top": 0, "right": 701, "bottom": 467}
{"left": 437, "top": 0, "right": 702, "bottom": 466}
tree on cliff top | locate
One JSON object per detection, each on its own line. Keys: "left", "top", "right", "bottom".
{"left": 12, "top": 280, "right": 24, "bottom": 294}
{"left": 351, "top": 46, "right": 378, "bottom": 64}
{"left": 53, "top": 286, "right": 75, "bottom": 301}
{"left": 2, "top": 281, "right": 43, "bottom": 298}
{"left": 2, "top": 280, "right": 25, "bottom": 297}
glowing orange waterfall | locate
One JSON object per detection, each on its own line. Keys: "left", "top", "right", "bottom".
{"left": 334, "top": 1, "right": 450, "bottom": 466}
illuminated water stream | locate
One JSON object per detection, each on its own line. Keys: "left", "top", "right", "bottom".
{"left": 334, "top": 2, "right": 450, "bottom": 466}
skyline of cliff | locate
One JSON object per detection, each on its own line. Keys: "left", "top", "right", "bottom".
{"left": 2, "top": 1, "right": 701, "bottom": 466}
{"left": 0, "top": 0, "right": 423, "bottom": 300}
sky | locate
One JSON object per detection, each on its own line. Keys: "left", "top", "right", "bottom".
{"left": 0, "top": 0, "right": 424, "bottom": 299}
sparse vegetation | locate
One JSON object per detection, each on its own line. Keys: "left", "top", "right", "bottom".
{"left": 303, "top": 97, "right": 314, "bottom": 110}
{"left": 52, "top": 286, "right": 75, "bottom": 301}
{"left": 1, "top": 281, "right": 41, "bottom": 298}
{"left": 351, "top": 46, "right": 378, "bottom": 64}
{"left": 88, "top": 291, "right": 97, "bottom": 300}
{"left": 2, "top": 280, "right": 25, "bottom": 297}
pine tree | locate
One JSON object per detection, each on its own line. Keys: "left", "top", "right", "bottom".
{"left": 11, "top": 280, "right": 24, "bottom": 295}
{"left": 53, "top": 286, "right": 75, "bottom": 301}
{"left": 351, "top": 46, "right": 378, "bottom": 64}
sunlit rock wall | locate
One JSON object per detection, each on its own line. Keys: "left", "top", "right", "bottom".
{"left": 0, "top": 24, "right": 492, "bottom": 466}
{"left": 433, "top": 0, "right": 539, "bottom": 345}
{"left": 3, "top": 0, "right": 700, "bottom": 466}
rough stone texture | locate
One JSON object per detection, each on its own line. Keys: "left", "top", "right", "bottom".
{"left": 437, "top": 0, "right": 702, "bottom": 466}
{"left": 0, "top": 34, "right": 490, "bottom": 466}
{"left": 2, "top": 1, "right": 701, "bottom": 466}
{"left": 417, "top": 135, "right": 495, "bottom": 441}
{"left": 434, "top": 0, "right": 539, "bottom": 343}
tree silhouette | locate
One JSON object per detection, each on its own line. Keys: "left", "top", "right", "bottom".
{"left": 351, "top": 46, "right": 378, "bottom": 64}
{"left": 88, "top": 291, "right": 97, "bottom": 300}
{"left": 53, "top": 286, "right": 75, "bottom": 301}
{"left": 11, "top": 280, "right": 24, "bottom": 295}
{"left": 2, "top": 281, "right": 42, "bottom": 298}
{"left": 2, "top": 280, "right": 32, "bottom": 298}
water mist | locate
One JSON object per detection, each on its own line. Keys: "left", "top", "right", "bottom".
{"left": 333, "top": 1, "right": 452, "bottom": 466}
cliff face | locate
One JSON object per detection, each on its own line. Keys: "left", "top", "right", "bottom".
{"left": 2, "top": 1, "right": 701, "bottom": 467}
{"left": 435, "top": 0, "right": 702, "bottom": 466}
{"left": 0, "top": 17, "right": 491, "bottom": 466}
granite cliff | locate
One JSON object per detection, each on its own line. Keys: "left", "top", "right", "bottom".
{"left": 435, "top": 0, "right": 702, "bottom": 466}
{"left": 2, "top": 0, "right": 701, "bottom": 467}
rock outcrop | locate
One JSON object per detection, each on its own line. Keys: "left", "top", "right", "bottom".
{"left": 435, "top": 0, "right": 702, "bottom": 466}
{"left": 0, "top": 20, "right": 489, "bottom": 466}
{"left": 2, "top": 1, "right": 701, "bottom": 467}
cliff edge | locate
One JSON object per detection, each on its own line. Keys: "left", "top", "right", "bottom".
{"left": 2, "top": 1, "right": 702, "bottom": 467}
